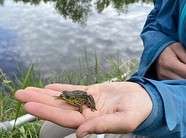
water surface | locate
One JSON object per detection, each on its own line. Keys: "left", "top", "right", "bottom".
{"left": 0, "top": 0, "right": 153, "bottom": 78}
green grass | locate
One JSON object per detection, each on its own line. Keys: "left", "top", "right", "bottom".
{"left": 0, "top": 54, "right": 138, "bottom": 138}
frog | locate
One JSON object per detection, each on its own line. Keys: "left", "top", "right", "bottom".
{"left": 55, "top": 90, "right": 97, "bottom": 113}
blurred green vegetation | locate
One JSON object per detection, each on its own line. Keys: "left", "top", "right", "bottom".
{"left": 0, "top": 53, "right": 139, "bottom": 137}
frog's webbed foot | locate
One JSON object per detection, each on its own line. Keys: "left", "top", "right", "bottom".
{"left": 91, "top": 106, "right": 97, "bottom": 112}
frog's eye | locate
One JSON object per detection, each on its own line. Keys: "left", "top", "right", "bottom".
{"left": 65, "top": 94, "right": 70, "bottom": 99}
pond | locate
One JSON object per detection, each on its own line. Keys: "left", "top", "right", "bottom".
{"left": 0, "top": 0, "right": 153, "bottom": 79}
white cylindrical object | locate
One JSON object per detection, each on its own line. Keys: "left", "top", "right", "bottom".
{"left": 97, "top": 134, "right": 105, "bottom": 138}
{"left": 9, "top": 114, "right": 37, "bottom": 127}
{"left": 0, "top": 114, "right": 37, "bottom": 131}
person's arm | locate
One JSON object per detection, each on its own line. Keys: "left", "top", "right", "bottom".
{"left": 15, "top": 80, "right": 186, "bottom": 137}
{"left": 136, "top": 0, "right": 186, "bottom": 80}
{"left": 15, "top": 82, "right": 153, "bottom": 138}
{"left": 129, "top": 77, "right": 186, "bottom": 138}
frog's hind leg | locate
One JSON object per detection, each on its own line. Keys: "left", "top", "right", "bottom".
{"left": 86, "top": 95, "right": 97, "bottom": 111}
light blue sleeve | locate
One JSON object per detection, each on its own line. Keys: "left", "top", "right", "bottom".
{"left": 136, "top": 0, "right": 179, "bottom": 78}
{"left": 128, "top": 77, "right": 186, "bottom": 138}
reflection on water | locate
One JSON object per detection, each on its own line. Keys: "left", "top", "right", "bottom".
{"left": 0, "top": 0, "right": 153, "bottom": 79}
{"left": 0, "top": 0, "right": 152, "bottom": 26}
{"left": 0, "top": 27, "right": 26, "bottom": 77}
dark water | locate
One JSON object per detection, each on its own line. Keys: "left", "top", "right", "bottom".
{"left": 0, "top": 0, "right": 153, "bottom": 78}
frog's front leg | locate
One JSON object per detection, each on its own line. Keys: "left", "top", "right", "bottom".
{"left": 76, "top": 104, "right": 83, "bottom": 113}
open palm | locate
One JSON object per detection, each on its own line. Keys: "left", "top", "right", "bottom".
{"left": 15, "top": 82, "right": 152, "bottom": 138}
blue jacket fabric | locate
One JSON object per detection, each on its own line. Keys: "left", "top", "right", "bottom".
{"left": 128, "top": 0, "right": 186, "bottom": 137}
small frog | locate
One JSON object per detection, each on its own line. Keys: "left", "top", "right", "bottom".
{"left": 55, "top": 90, "right": 97, "bottom": 113}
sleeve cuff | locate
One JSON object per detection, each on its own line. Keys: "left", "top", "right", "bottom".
{"left": 128, "top": 77, "right": 166, "bottom": 136}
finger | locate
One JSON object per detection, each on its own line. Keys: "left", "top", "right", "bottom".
{"left": 25, "top": 87, "right": 61, "bottom": 96}
{"left": 156, "top": 53, "right": 186, "bottom": 79}
{"left": 171, "top": 43, "right": 186, "bottom": 64}
{"left": 169, "top": 61, "right": 186, "bottom": 79}
{"left": 15, "top": 89, "right": 58, "bottom": 102}
{"left": 157, "top": 71, "right": 183, "bottom": 80}
{"left": 15, "top": 89, "right": 75, "bottom": 110}
{"left": 44, "top": 84, "right": 87, "bottom": 92}
{"left": 76, "top": 113, "right": 137, "bottom": 138}
{"left": 24, "top": 102, "right": 85, "bottom": 128}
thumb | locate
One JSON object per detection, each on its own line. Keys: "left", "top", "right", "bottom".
{"left": 76, "top": 113, "right": 135, "bottom": 138}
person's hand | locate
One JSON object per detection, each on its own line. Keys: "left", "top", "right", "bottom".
{"left": 15, "top": 82, "right": 152, "bottom": 138}
{"left": 155, "top": 42, "right": 186, "bottom": 80}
